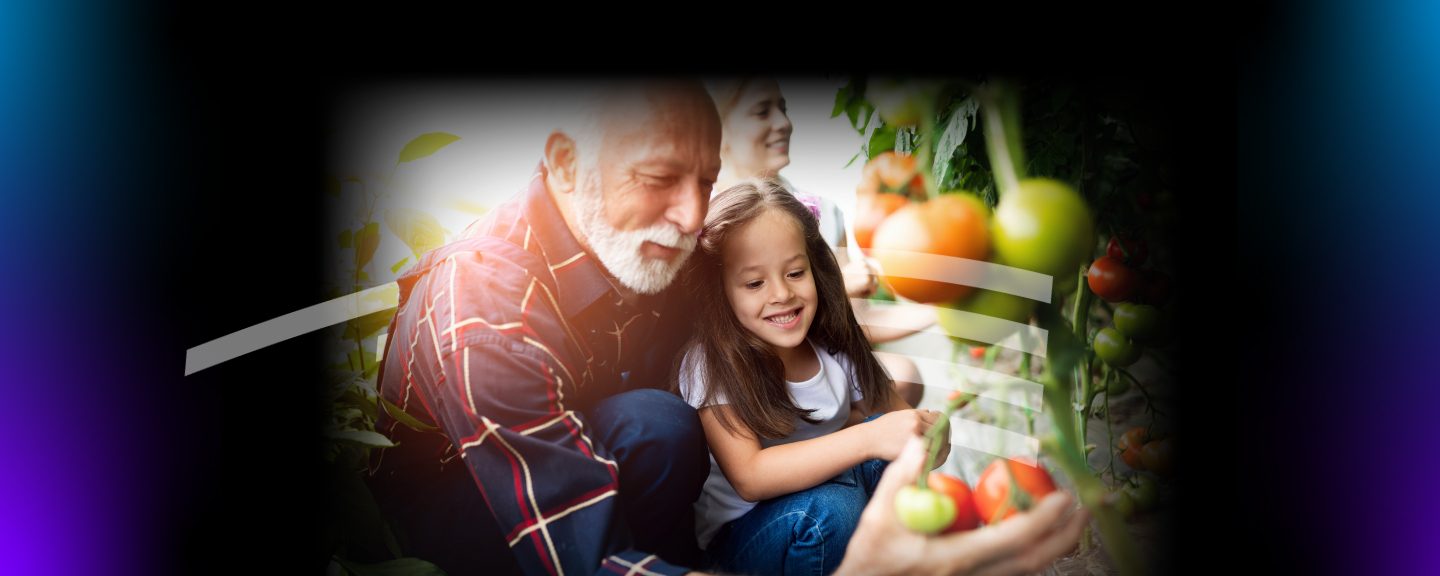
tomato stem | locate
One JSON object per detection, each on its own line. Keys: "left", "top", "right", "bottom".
{"left": 977, "top": 81, "right": 1025, "bottom": 198}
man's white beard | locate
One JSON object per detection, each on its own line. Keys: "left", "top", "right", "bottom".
{"left": 572, "top": 166, "right": 695, "bottom": 295}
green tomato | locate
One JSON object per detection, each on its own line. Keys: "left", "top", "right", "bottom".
{"left": 1104, "top": 372, "right": 1130, "bottom": 396}
{"left": 1113, "top": 303, "right": 1163, "bottom": 342}
{"left": 938, "top": 287, "right": 1037, "bottom": 348}
{"left": 993, "top": 179, "right": 1094, "bottom": 280}
{"left": 868, "top": 78, "right": 938, "bottom": 126}
{"left": 1094, "top": 328, "right": 1141, "bottom": 367}
{"left": 1124, "top": 476, "right": 1160, "bottom": 512}
{"left": 1110, "top": 488, "right": 1136, "bottom": 519}
{"left": 895, "top": 485, "right": 958, "bottom": 534}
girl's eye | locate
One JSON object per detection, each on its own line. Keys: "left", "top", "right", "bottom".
{"left": 787, "top": 270, "right": 805, "bottom": 279}
{"left": 745, "top": 280, "right": 763, "bottom": 290}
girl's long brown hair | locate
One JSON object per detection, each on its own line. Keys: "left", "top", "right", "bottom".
{"left": 671, "top": 178, "right": 895, "bottom": 440}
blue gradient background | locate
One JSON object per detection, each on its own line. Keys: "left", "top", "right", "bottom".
{"left": 1240, "top": 0, "right": 1440, "bottom": 574}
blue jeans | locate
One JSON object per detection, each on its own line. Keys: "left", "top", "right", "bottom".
{"left": 700, "top": 414, "right": 890, "bottom": 576}
{"left": 371, "top": 389, "right": 709, "bottom": 575}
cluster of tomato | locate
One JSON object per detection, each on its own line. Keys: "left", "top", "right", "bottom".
{"left": 1104, "top": 426, "right": 1175, "bottom": 519}
{"left": 1088, "top": 235, "right": 1177, "bottom": 367}
{"left": 896, "top": 455, "right": 1060, "bottom": 535}
{"left": 854, "top": 151, "right": 1094, "bottom": 345}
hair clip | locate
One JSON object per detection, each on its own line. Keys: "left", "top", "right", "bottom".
{"left": 794, "top": 192, "right": 822, "bottom": 221}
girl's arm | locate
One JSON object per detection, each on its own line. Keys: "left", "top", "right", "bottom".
{"left": 700, "top": 404, "right": 942, "bottom": 503}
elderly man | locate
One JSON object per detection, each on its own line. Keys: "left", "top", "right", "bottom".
{"left": 368, "top": 79, "right": 1088, "bottom": 576}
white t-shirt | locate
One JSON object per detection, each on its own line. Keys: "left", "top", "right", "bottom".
{"left": 677, "top": 339, "right": 865, "bottom": 549}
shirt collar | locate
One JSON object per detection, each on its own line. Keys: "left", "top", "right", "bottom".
{"left": 521, "top": 161, "right": 655, "bottom": 319}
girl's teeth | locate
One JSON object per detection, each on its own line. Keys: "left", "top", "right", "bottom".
{"left": 767, "top": 312, "right": 796, "bottom": 323}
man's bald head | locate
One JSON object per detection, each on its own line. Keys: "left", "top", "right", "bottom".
{"left": 558, "top": 80, "right": 721, "bottom": 171}
{"left": 543, "top": 79, "right": 723, "bottom": 296}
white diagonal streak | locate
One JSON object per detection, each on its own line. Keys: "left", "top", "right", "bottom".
{"left": 184, "top": 282, "right": 400, "bottom": 375}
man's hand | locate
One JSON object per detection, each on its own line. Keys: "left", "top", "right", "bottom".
{"left": 835, "top": 437, "right": 1090, "bottom": 576}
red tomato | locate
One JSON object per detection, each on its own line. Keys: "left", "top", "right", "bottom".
{"left": 1087, "top": 256, "right": 1142, "bottom": 303}
{"left": 973, "top": 457, "right": 1057, "bottom": 523}
{"left": 1117, "top": 427, "right": 1146, "bottom": 452}
{"left": 1105, "top": 234, "right": 1149, "bottom": 267}
{"left": 1141, "top": 438, "right": 1177, "bottom": 478}
{"left": 927, "top": 473, "right": 981, "bottom": 533}
{"left": 969, "top": 346, "right": 987, "bottom": 359}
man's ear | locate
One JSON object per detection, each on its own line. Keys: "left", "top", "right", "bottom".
{"left": 544, "top": 132, "right": 578, "bottom": 195}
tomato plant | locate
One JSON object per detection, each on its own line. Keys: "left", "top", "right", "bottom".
{"left": 1094, "top": 327, "right": 1141, "bottom": 367}
{"left": 1141, "top": 438, "right": 1177, "bottom": 478}
{"left": 1087, "top": 256, "right": 1142, "bottom": 303}
{"left": 939, "top": 287, "right": 1036, "bottom": 347}
{"left": 1106, "top": 234, "right": 1149, "bottom": 267}
{"left": 1113, "top": 303, "right": 1162, "bottom": 343}
{"left": 992, "top": 178, "right": 1094, "bottom": 279}
{"left": 1124, "top": 476, "right": 1160, "bottom": 512}
{"left": 927, "top": 473, "right": 981, "bottom": 533}
{"left": 872, "top": 194, "right": 991, "bottom": 304}
{"left": 895, "top": 485, "right": 957, "bottom": 534}
{"left": 974, "top": 457, "right": 1057, "bottom": 523}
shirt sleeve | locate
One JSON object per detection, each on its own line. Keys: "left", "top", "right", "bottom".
{"left": 412, "top": 253, "right": 690, "bottom": 576}
{"left": 677, "top": 347, "right": 726, "bottom": 409}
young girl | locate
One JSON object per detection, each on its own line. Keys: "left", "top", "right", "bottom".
{"left": 671, "top": 179, "right": 949, "bottom": 576}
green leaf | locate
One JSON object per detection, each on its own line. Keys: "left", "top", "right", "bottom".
{"left": 843, "top": 151, "right": 861, "bottom": 169}
{"left": 382, "top": 522, "right": 403, "bottom": 560}
{"left": 932, "top": 97, "right": 979, "bottom": 184}
{"left": 379, "top": 395, "right": 439, "bottom": 431}
{"left": 390, "top": 257, "right": 409, "bottom": 274}
{"left": 332, "top": 557, "right": 448, "bottom": 576}
{"left": 338, "top": 229, "right": 353, "bottom": 249}
{"left": 322, "top": 461, "right": 389, "bottom": 557}
{"left": 867, "top": 123, "right": 896, "bottom": 160}
{"left": 326, "top": 427, "right": 396, "bottom": 448}
{"left": 325, "top": 173, "right": 342, "bottom": 198}
{"left": 398, "top": 133, "right": 461, "bottom": 163}
{"left": 357, "top": 269, "right": 370, "bottom": 281}
{"left": 325, "top": 369, "right": 365, "bottom": 408}
{"left": 349, "top": 308, "right": 395, "bottom": 341}
{"left": 341, "top": 389, "right": 379, "bottom": 422}
{"left": 831, "top": 84, "right": 851, "bottom": 119}
{"left": 357, "top": 233, "right": 379, "bottom": 269}
{"left": 384, "top": 208, "right": 444, "bottom": 259}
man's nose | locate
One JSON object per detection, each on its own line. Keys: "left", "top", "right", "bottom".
{"left": 666, "top": 178, "right": 708, "bottom": 235}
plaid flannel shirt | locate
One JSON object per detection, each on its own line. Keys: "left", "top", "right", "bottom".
{"left": 372, "top": 163, "right": 693, "bottom": 576}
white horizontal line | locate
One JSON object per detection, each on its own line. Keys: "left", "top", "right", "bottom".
{"left": 873, "top": 351, "right": 1043, "bottom": 412}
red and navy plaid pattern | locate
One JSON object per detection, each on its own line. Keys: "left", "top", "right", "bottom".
{"left": 372, "top": 163, "right": 689, "bottom": 576}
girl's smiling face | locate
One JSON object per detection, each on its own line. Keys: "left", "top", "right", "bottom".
{"left": 723, "top": 209, "right": 817, "bottom": 352}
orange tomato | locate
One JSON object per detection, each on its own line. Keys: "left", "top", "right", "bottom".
{"left": 872, "top": 151, "right": 918, "bottom": 189}
{"left": 870, "top": 194, "right": 990, "bottom": 304}
{"left": 854, "top": 191, "right": 909, "bottom": 252}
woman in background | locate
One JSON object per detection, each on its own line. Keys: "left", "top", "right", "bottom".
{"left": 706, "top": 76, "right": 933, "bottom": 408}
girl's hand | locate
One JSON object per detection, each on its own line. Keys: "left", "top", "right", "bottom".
{"left": 866, "top": 409, "right": 945, "bottom": 462}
